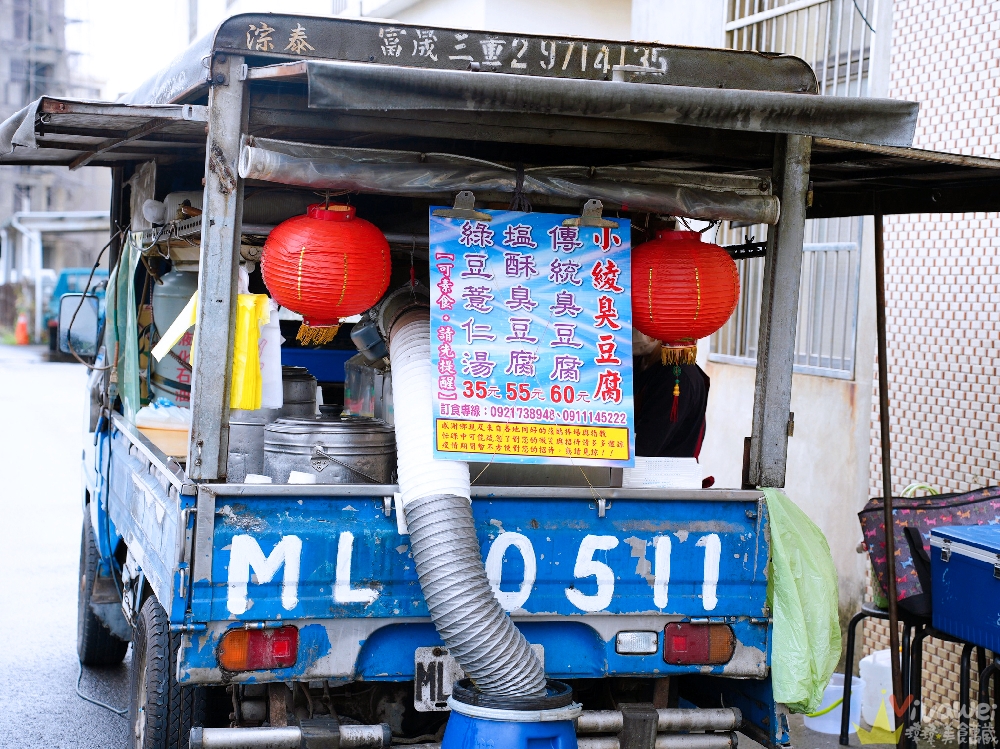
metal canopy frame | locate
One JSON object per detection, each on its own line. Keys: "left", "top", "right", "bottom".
{"left": 4, "top": 91, "right": 1000, "bottom": 219}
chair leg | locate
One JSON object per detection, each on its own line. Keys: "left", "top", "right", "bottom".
{"left": 902, "top": 624, "right": 914, "bottom": 748}
{"left": 992, "top": 666, "right": 1000, "bottom": 749}
{"left": 910, "top": 628, "right": 926, "bottom": 728}
{"left": 841, "top": 610, "right": 868, "bottom": 746}
{"left": 977, "top": 658, "right": 999, "bottom": 749}
{"left": 960, "top": 642, "right": 974, "bottom": 749}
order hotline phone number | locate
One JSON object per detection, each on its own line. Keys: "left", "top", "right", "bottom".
{"left": 486, "top": 405, "right": 628, "bottom": 425}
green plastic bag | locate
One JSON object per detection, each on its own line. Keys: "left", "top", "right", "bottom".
{"left": 103, "top": 237, "right": 142, "bottom": 422}
{"left": 763, "top": 488, "right": 841, "bottom": 714}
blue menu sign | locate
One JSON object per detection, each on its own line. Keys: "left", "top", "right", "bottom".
{"left": 429, "top": 208, "right": 634, "bottom": 466}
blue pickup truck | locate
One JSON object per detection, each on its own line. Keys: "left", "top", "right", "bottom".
{"left": 2, "top": 12, "right": 933, "bottom": 749}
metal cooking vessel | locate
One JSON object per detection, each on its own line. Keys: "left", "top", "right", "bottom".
{"left": 263, "top": 417, "right": 396, "bottom": 484}
{"left": 226, "top": 367, "right": 319, "bottom": 481}
{"left": 280, "top": 366, "right": 318, "bottom": 418}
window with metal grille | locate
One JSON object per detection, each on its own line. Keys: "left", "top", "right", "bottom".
{"left": 711, "top": 0, "right": 876, "bottom": 378}
{"left": 711, "top": 219, "right": 862, "bottom": 378}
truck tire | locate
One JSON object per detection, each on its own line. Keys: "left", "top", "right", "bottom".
{"left": 129, "top": 596, "right": 205, "bottom": 749}
{"left": 77, "top": 521, "right": 129, "bottom": 666}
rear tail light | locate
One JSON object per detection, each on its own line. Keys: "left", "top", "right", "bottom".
{"left": 662, "top": 623, "right": 735, "bottom": 665}
{"left": 218, "top": 626, "right": 299, "bottom": 671}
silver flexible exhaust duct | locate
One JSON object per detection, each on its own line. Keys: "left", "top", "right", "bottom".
{"left": 389, "top": 309, "right": 546, "bottom": 697}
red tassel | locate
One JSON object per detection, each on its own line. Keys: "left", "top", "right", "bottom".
{"left": 669, "top": 365, "right": 681, "bottom": 422}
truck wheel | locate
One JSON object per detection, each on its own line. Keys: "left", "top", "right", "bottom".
{"left": 77, "top": 521, "right": 129, "bottom": 666}
{"left": 129, "top": 596, "right": 205, "bottom": 749}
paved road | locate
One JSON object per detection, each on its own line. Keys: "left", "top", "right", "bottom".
{"left": 0, "top": 345, "right": 129, "bottom": 748}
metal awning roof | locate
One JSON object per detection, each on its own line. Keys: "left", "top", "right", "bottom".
{"left": 2, "top": 50, "right": 1000, "bottom": 218}
{"left": 0, "top": 97, "right": 207, "bottom": 168}
{"left": 281, "top": 59, "right": 918, "bottom": 148}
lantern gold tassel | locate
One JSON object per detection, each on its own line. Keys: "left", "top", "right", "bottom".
{"left": 661, "top": 344, "right": 697, "bottom": 366}
{"left": 296, "top": 322, "right": 340, "bottom": 346}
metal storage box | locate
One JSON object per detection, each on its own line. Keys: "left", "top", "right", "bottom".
{"left": 930, "top": 525, "right": 1000, "bottom": 650}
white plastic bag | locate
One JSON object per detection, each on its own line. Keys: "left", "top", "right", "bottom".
{"left": 259, "top": 300, "right": 284, "bottom": 409}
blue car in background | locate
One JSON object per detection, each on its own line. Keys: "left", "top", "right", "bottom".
{"left": 46, "top": 267, "right": 107, "bottom": 350}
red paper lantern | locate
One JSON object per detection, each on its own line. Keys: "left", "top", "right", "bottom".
{"left": 631, "top": 230, "right": 740, "bottom": 365}
{"left": 261, "top": 204, "right": 391, "bottom": 345}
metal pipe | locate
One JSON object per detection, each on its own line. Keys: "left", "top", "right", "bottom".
{"left": 874, "top": 211, "right": 903, "bottom": 748}
{"left": 190, "top": 723, "right": 390, "bottom": 748}
{"left": 577, "top": 708, "right": 743, "bottom": 734}
{"left": 578, "top": 736, "right": 737, "bottom": 749}
{"left": 749, "top": 133, "right": 812, "bottom": 487}
{"left": 402, "top": 735, "right": 737, "bottom": 749}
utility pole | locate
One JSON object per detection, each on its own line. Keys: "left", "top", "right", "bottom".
{"left": 189, "top": 0, "right": 198, "bottom": 42}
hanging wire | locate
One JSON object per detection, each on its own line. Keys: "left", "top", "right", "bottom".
{"left": 75, "top": 664, "right": 127, "bottom": 717}
{"left": 852, "top": 0, "right": 875, "bottom": 33}
{"left": 65, "top": 228, "right": 127, "bottom": 371}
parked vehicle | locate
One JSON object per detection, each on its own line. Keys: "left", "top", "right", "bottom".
{"left": 6, "top": 12, "right": 1000, "bottom": 749}
{"left": 46, "top": 267, "right": 108, "bottom": 350}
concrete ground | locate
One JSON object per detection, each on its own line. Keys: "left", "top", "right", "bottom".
{"left": 0, "top": 345, "right": 130, "bottom": 747}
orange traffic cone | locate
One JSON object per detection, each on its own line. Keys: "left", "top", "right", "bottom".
{"left": 14, "top": 312, "right": 29, "bottom": 345}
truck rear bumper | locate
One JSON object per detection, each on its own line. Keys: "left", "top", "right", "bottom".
{"left": 177, "top": 615, "right": 767, "bottom": 684}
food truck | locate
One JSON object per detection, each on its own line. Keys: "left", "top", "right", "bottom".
{"left": 7, "top": 12, "right": 1000, "bottom": 749}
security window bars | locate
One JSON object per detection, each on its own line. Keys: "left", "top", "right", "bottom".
{"left": 711, "top": 0, "right": 874, "bottom": 378}
{"left": 710, "top": 220, "right": 862, "bottom": 379}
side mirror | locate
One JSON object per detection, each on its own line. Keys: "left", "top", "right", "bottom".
{"left": 58, "top": 293, "right": 101, "bottom": 359}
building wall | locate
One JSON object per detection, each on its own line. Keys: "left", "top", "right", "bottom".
{"left": 863, "top": 0, "right": 1000, "bottom": 722}
{"left": 630, "top": 0, "right": 723, "bottom": 47}
{"left": 391, "top": 0, "right": 631, "bottom": 39}
{"left": 0, "top": 0, "right": 109, "bottom": 329}
{"left": 391, "top": 0, "right": 486, "bottom": 28}
{"left": 701, "top": 211, "right": 877, "bottom": 629}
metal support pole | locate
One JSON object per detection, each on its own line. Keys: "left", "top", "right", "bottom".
{"left": 840, "top": 609, "right": 868, "bottom": 745}
{"left": 874, "top": 211, "right": 904, "bottom": 748}
{"left": 749, "top": 134, "right": 812, "bottom": 487}
{"left": 187, "top": 54, "right": 247, "bottom": 480}
{"left": 108, "top": 166, "right": 126, "bottom": 271}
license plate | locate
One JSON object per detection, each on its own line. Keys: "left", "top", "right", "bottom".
{"left": 413, "top": 645, "right": 545, "bottom": 712}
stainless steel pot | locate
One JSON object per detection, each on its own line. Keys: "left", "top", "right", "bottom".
{"left": 263, "top": 417, "right": 396, "bottom": 484}
{"left": 226, "top": 367, "right": 319, "bottom": 481}
{"left": 280, "top": 366, "right": 318, "bottom": 418}
{"left": 228, "top": 408, "right": 281, "bottom": 482}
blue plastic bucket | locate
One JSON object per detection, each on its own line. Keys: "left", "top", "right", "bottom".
{"left": 441, "top": 679, "right": 581, "bottom": 749}
{"left": 441, "top": 709, "right": 578, "bottom": 749}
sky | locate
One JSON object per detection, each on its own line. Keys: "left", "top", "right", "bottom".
{"left": 64, "top": 1, "right": 361, "bottom": 101}
{"left": 65, "top": 0, "right": 192, "bottom": 100}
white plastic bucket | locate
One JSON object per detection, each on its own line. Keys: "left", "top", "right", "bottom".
{"left": 803, "top": 673, "right": 865, "bottom": 734}
{"left": 859, "top": 649, "right": 895, "bottom": 729}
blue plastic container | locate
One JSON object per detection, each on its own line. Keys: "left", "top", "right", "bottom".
{"left": 280, "top": 347, "right": 353, "bottom": 383}
{"left": 931, "top": 525, "right": 1000, "bottom": 650}
{"left": 441, "top": 709, "right": 578, "bottom": 749}
{"left": 442, "top": 679, "right": 580, "bottom": 749}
